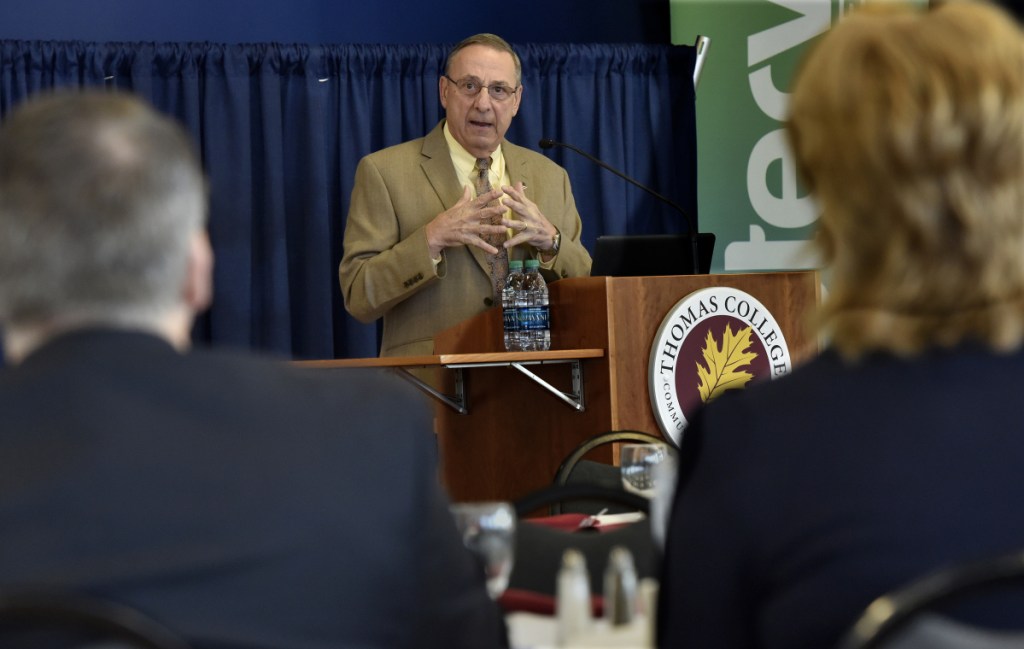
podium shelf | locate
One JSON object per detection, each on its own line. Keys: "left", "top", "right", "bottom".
{"left": 293, "top": 349, "right": 605, "bottom": 414}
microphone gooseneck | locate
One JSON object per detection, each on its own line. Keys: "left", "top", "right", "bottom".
{"left": 538, "top": 137, "right": 701, "bottom": 274}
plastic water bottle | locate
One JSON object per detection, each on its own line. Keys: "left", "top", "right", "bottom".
{"left": 513, "top": 263, "right": 531, "bottom": 350}
{"left": 520, "top": 259, "right": 550, "bottom": 351}
{"left": 501, "top": 260, "right": 524, "bottom": 351}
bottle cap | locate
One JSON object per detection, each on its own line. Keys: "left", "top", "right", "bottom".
{"left": 560, "top": 547, "right": 586, "bottom": 573}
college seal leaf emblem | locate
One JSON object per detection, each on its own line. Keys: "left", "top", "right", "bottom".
{"left": 696, "top": 324, "right": 757, "bottom": 403}
{"left": 648, "top": 287, "right": 792, "bottom": 446}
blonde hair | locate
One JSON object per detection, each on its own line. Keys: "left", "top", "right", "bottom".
{"left": 787, "top": 0, "right": 1024, "bottom": 360}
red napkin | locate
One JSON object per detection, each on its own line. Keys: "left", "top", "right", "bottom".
{"left": 523, "top": 513, "right": 591, "bottom": 532}
{"left": 500, "top": 588, "right": 604, "bottom": 617}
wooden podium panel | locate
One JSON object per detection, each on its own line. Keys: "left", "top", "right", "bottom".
{"left": 432, "top": 272, "right": 819, "bottom": 502}
{"left": 602, "top": 273, "right": 820, "bottom": 434}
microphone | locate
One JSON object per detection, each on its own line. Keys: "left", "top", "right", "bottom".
{"left": 539, "top": 137, "right": 702, "bottom": 275}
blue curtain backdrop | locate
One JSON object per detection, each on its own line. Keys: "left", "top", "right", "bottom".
{"left": 0, "top": 41, "right": 696, "bottom": 361}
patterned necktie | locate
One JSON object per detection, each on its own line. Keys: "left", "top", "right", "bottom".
{"left": 475, "top": 157, "right": 508, "bottom": 297}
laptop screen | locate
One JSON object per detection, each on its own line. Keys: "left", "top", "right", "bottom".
{"left": 590, "top": 233, "right": 716, "bottom": 277}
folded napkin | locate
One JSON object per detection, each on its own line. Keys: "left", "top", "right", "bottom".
{"left": 499, "top": 588, "right": 604, "bottom": 617}
{"left": 525, "top": 511, "right": 647, "bottom": 533}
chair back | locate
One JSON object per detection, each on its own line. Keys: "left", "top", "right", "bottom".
{"left": 509, "top": 484, "right": 656, "bottom": 597}
{"left": 837, "top": 550, "right": 1024, "bottom": 649}
{"left": 0, "top": 590, "right": 192, "bottom": 649}
{"left": 552, "top": 430, "right": 667, "bottom": 515}
{"left": 870, "top": 615, "right": 1024, "bottom": 649}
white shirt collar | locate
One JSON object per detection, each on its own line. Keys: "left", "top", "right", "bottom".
{"left": 443, "top": 121, "right": 505, "bottom": 190}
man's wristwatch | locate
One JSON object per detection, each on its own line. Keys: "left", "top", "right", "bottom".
{"left": 550, "top": 231, "right": 561, "bottom": 254}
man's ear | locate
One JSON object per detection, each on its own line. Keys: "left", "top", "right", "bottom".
{"left": 183, "top": 230, "right": 214, "bottom": 315}
{"left": 439, "top": 75, "right": 450, "bottom": 110}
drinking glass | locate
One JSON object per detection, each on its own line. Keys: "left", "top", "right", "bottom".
{"left": 449, "top": 501, "right": 516, "bottom": 599}
{"left": 619, "top": 443, "right": 669, "bottom": 499}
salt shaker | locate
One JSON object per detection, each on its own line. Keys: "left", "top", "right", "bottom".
{"left": 603, "top": 545, "right": 638, "bottom": 626}
{"left": 556, "top": 548, "right": 591, "bottom": 645}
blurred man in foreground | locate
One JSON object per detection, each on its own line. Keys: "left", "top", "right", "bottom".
{"left": 0, "top": 90, "right": 505, "bottom": 648}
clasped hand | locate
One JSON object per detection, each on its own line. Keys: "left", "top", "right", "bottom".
{"left": 425, "top": 182, "right": 555, "bottom": 258}
{"left": 425, "top": 185, "right": 510, "bottom": 258}
{"left": 500, "top": 182, "right": 556, "bottom": 253}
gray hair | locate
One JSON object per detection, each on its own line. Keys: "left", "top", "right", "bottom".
{"left": 0, "top": 90, "right": 207, "bottom": 329}
{"left": 445, "top": 33, "right": 522, "bottom": 84}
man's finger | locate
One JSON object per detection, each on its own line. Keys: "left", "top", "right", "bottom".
{"left": 475, "top": 204, "right": 506, "bottom": 221}
{"left": 475, "top": 187, "right": 503, "bottom": 205}
{"left": 503, "top": 233, "right": 530, "bottom": 249}
{"left": 480, "top": 223, "right": 509, "bottom": 235}
{"left": 456, "top": 184, "right": 474, "bottom": 204}
{"left": 468, "top": 237, "right": 500, "bottom": 255}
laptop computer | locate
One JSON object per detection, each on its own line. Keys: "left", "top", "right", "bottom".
{"left": 590, "top": 233, "right": 716, "bottom": 277}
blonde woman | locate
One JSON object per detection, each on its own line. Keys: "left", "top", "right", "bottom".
{"left": 657, "top": 2, "right": 1024, "bottom": 647}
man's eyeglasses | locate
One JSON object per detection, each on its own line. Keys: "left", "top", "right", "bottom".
{"left": 444, "top": 75, "right": 519, "bottom": 102}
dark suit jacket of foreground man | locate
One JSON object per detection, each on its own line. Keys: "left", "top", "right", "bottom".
{"left": 341, "top": 120, "right": 592, "bottom": 358}
{"left": 0, "top": 328, "right": 505, "bottom": 649}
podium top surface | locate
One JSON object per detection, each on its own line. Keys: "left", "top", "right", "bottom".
{"left": 293, "top": 348, "right": 605, "bottom": 369}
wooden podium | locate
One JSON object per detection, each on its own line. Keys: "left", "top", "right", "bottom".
{"left": 430, "top": 272, "right": 820, "bottom": 502}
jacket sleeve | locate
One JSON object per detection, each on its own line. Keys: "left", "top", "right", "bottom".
{"left": 408, "top": 401, "right": 509, "bottom": 649}
{"left": 543, "top": 165, "right": 592, "bottom": 281}
{"left": 339, "top": 155, "right": 440, "bottom": 324}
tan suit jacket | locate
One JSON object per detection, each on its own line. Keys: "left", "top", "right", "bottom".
{"left": 340, "top": 121, "right": 592, "bottom": 357}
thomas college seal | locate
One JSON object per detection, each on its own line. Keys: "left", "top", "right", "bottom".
{"left": 648, "top": 287, "right": 792, "bottom": 446}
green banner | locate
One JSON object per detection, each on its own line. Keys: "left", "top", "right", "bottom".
{"left": 670, "top": 0, "right": 923, "bottom": 273}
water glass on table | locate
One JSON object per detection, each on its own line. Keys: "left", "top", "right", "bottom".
{"left": 619, "top": 443, "right": 669, "bottom": 498}
{"left": 619, "top": 442, "right": 677, "bottom": 550}
{"left": 449, "top": 501, "right": 516, "bottom": 599}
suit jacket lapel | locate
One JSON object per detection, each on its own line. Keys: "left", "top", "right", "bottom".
{"left": 420, "top": 122, "right": 464, "bottom": 211}
{"left": 420, "top": 121, "right": 492, "bottom": 276}
{"left": 503, "top": 141, "right": 532, "bottom": 192}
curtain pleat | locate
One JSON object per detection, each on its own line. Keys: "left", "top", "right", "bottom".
{"left": 0, "top": 40, "right": 696, "bottom": 360}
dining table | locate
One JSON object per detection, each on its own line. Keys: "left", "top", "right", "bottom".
{"left": 501, "top": 511, "right": 658, "bottom": 648}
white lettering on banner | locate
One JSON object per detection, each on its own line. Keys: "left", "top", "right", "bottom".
{"left": 724, "top": 225, "right": 818, "bottom": 270}
{"left": 748, "top": 0, "right": 831, "bottom": 64}
{"left": 748, "top": 1, "right": 830, "bottom": 119}
{"left": 725, "top": 0, "right": 832, "bottom": 271}
{"left": 748, "top": 68, "right": 789, "bottom": 123}
{"left": 747, "top": 129, "right": 817, "bottom": 229}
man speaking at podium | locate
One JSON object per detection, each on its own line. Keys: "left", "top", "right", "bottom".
{"left": 340, "top": 33, "right": 591, "bottom": 358}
